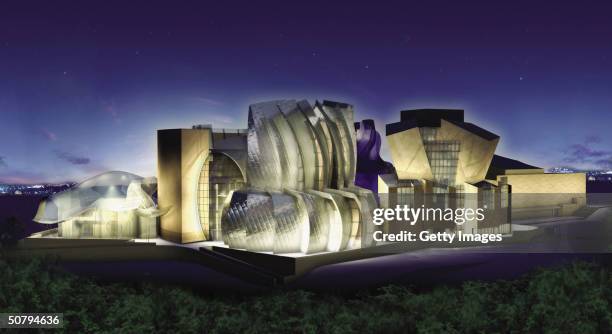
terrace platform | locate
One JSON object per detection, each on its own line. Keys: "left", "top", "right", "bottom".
{"left": 13, "top": 222, "right": 546, "bottom": 286}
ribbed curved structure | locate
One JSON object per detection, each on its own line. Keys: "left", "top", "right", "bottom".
{"left": 222, "top": 100, "right": 377, "bottom": 254}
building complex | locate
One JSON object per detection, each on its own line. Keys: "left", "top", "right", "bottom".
{"left": 32, "top": 100, "right": 586, "bottom": 256}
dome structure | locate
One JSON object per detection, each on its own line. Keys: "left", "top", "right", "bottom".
{"left": 34, "top": 171, "right": 159, "bottom": 239}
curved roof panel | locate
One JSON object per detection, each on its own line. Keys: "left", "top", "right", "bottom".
{"left": 33, "top": 171, "right": 157, "bottom": 224}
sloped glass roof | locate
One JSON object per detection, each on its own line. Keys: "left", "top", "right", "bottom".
{"left": 34, "top": 171, "right": 157, "bottom": 224}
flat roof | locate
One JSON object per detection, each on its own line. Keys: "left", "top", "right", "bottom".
{"left": 400, "top": 108, "right": 464, "bottom": 123}
{"left": 385, "top": 118, "right": 499, "bottom": 141}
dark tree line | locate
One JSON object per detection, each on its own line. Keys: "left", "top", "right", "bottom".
{"left": 0, "top": 216, "right": 24, "bottom": 248}
{"left": 0, "top": 258, "right": 610, "bottom": 333}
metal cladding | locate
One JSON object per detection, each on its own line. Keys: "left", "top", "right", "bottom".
{"left": 34, "top": 171, "right": 158, "bottom": 224}
{"left": 222, "top": 99, "right": 377, "bottom": 254}
{"left": 33, "top": 171, "right": 160, "bottom": 239}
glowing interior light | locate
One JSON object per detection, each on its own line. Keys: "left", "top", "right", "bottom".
{"left": 326, "top": 201, "right": 343, "bottom": 252}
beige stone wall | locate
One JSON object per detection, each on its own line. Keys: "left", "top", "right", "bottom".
{"left": 498, "top": 173, "right": 586, "bottom": 194}
{"left": 158, "top": 128, "right": 211, "bottom": 243}
{"left": 499, "top": 173, "right": 586, "bottom": 218}
{"left": 439, "top": 120, "right": 498, "bottom": 184}
{"left": 180, "top": 130, "right": 211, "bottom": 243}
{"left": 386, "top": 121, "right": 498, "bottom": 184}
{"left": 387, "top": 127, "right": 433, "bottom": 180}
{"left": 157, "top": 129, "right": 182, "bottom": 242}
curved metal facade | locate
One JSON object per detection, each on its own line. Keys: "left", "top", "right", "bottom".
{"left": 222, "top": 100, "right": 377, "bottom": 254}
{"left": 33, "top": 171, "right": 159, "bottom": 239}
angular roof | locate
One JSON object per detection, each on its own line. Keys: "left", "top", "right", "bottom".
{"left": 385, "top": 109, "right": 499, "bottom": 140}
{"left": 378, "top": 173, "right": 421, "bottom": 187}
{"left": 447, "top": 121, "right": 499, "bottom": 140}
{"left": 322, "top": 100, "right": 352, "bottom": 109}
{"left": 400, "top": 108, "right": 464, "bottom": 124}
{"left": 485, "top": 155, "right": 542, "bottom": 179}
{"left": 385, "top": 119, "right": 419, "bottom": 136}
{"left": 490, "top": 155, "right": 540, "bottom": 170}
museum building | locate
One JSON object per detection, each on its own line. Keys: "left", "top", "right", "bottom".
{"left": 157, "top": 100, "right": 378, "bottom": 254}
{"left": 31, "top": 102, "right": 586, "bottom": 252}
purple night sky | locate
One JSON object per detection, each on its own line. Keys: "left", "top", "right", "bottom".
{"left": 1, "top": 0, "right": 611, "bottom": 183}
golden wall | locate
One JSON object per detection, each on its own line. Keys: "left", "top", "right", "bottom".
{"left": 386, "top": 127, "right": 433, "bottom": 180}
{"left": 498, "top": 173, "right": 586, "bottom": 194}
{"left": 158, "top": 128, "right": 212, "bottom": 243}
{"left": 498, "top": 173, "right": 586, "bottom": 219}
{"left": 386, "top": 120, "right": 498, "bottom": 184}
{"left": 438, "top": 120, "right": 498, "bottom": 184}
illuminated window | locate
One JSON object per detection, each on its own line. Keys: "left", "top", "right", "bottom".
{"left": 198, "top": 153, "right": 246, "bottom": 240}
{"left": 397, "top": 186, "right": 414, "bottom": 207}
{"left": 349, "top": 199, "right": 361, "bottom": 248}
{"left": 420, "top": 128, "right": 460, "bottom": 186}
{"left": 500, "top": 184, "right": 509, "bottom": 208}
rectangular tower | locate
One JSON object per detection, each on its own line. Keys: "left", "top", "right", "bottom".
{"left": 157, "top": 128, "right": 212, "bottom": 243}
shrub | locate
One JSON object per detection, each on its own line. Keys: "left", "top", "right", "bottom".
{"left": 0, "top": 258, "right": 609, "bottom": 333}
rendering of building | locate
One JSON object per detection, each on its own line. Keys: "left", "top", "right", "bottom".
{"left": 30, "top": 102, "right": 586, "bottom": 260}
{"left": 220, "top": 100, "right": 378, "bottom": 254}
{"left": 486, "top": 155, "right": 586, "bottom": 219}
{"left": 33, "top": 171, "right": 159, "bottom": 239}
{"left": 378, "top": 109, "right": 510, "bottom": 234}
{"left": 382, "top": 109, "right": 499, "bottom": 188}
{"left": 157, "top": 126, "right": 247, "bottom": 243}
{"left": 379, "top": 109, "right": 585, "bottom": 228}
{"left": 157, "top": 100, "right": 378, "bottom": 254}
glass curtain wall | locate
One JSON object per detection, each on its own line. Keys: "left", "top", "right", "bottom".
{"left": 198, "top": 153, "right": 246, "bottom": 241}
